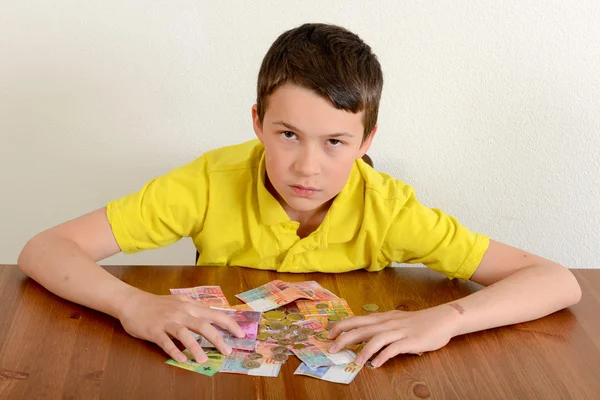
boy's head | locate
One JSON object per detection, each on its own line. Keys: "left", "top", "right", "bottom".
{"left": 252, "top": 23, "right": 384, "bottom": 216}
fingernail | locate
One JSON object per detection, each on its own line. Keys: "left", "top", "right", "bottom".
{"left": 176, "top": 354, "right": 187, "bottom": 363}
{"left": 327, "top": 332, "right": 334, "bottom": 339}
{"left": 371, "top": 359, "right": 380, "bottom": 368}
{"left": 328, "top": 345, "right": 337, "bottom": 353}
{"left": 354, "top": 356, "right": 364, "bottom": 365}
{"left": 224, "top": 345, "right": 232, "bottom": 355}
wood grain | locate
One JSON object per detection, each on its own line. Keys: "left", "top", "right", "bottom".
{"left": 0, "top": 265, "right": 598, "bottom": 399}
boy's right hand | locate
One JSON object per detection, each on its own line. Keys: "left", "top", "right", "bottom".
{"left": 117, "top": 291, "right": 245, "bottom": 364}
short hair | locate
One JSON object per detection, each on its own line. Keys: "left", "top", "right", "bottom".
{"left": 256, "top": 23, "right": 383, "bottom": 141}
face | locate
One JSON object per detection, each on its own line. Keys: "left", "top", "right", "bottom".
{"left": 252, "top": 83, "right": 376, "bottom": 216}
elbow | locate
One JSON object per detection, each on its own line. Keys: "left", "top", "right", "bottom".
{"left": 17, "top": 233, "right": 45, "bottom": 276}
{"left": 562, "top": 266, "right": 582, "bottom": 307}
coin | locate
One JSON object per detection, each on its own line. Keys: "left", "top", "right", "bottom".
{"left": 242, "top": 360, "right": 261, "bottom": 369}
{"left": 362, "top": 303, "right": 379, "bottom": 312}
{"left": 257, "top": 332, "right": 271, "bottom": 341}
{"left": 326, "top": 322, "right": 337, "bottom": 331}
{"left": 315, "top": 331, "right": 332, "bottom": 342}
{"left": 278, "top": 339, "right": 293, "bottom": 346}
{"left": 247, "top": 353, "right": 263, "bottom": 360}
{"left": 286, "top": 313, "right": 305, "bottom": 322}
{"left": 299, "top": 328, "right": 315, "bottom": 336}
{"left": 258, "top": 324, "right": 267, "bottom": 331}
{"left": 272, "top": 346, "right": 288, "bottom": 354}
{"left": 264, "top": 311, "right": 286, "bottom": 321}
{"left": 293, "top": 343, "right": 307, "bottom": 350}
{"left": 328, "top": 315, "right": 341, "bottom": 322}
{"left": 286, "top": 307, "right": 300, "bottom": 314}
{"left": 365, "top": 360, "right": 375, "bottom": 369}
{"left": 291, "top": 333, "right": 308, "bottom": 342}
{"left": 272, "top": 332, "right": 286, "bottom": 340}
{"left": 336, "top": 311, "right": 350, "bottom": 318}
{"left": 269, "top": 322, "right": 283, "bottom": 331}
{"left": 290, "top": 324, "right": 302, "bottom": 332}
{"left": 315, "top": 303, "right": 329, "bottom": 310}
{"left": 281, "top": 325, "right": 291, "bottom": 332}
{"left": 279, "top": 319, "right": 293, "bottom": 326}
{"left": 273, "top": 353, "right": 289, "bottom": 362}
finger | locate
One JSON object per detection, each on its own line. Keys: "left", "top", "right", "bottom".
{"left": 188, "top": 318, "right": 233, "bottom": 356}
{"left": 371, "top": 338, "right": 420, "bottom": 368}
{"left": 329, "top": 311, "right": 403, "bottom": 339}
{"left": 328, "top": 315, "right": 382, "bottom": 339}
{"left": 165, "top": 323, "right": 208, "bottom": 363}
{"left": 204, "top": 309, "right": 245, "bottom": 338}
{"left": 154, "top": 331, "right": 190, "bottom": 363}
{"left": 329, "top": 321, "right": 395, "bottom": 353}
{"left": 353, "top": 330, "right": 407, "bottom": 366}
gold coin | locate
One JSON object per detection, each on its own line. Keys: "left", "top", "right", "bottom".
{"left": 272, "top": 332, "right": 286, "bottom": 340}
{"left": 328, "top": 315, "right": 341, "bottom": 322}
{"left": 264, "top": 311, "right": 286, "bottom": 321}
{"left": 362, "top": 303, "right": 379, "bottom": 312}
{"left": 269, "top": 322, "right": 283, "bottom": 331}
{"left": 257, "top": 332, "right": 271, "bottom": 341}
{"left": 293, "top": 343, "right": 307, "bottom": 350}
{"left": 272, "top": 346, "right": 288, "bottom": 354}
{"left": 279, "top": 319, "right": 293, "bottom": 326}
{"left": 247, "top": 353, "right": 263, "bottom": 360}
{"left": 315, "top": 331, "right": 332, "bottom": 342}
{"left": 242, "top": 360, "right": 261, "bottom": 369}
{"left": 336, "top": 311, "right": 350, "bottom": 318}
{"left": 290, "top": 324, "right": 302, "bottom": 332}
{"left": 299, "top": 328, "right": 314, "bottom": 336}
{"left": 278, "top": 339, "right": 293, "bottom": 346}
{"left": 258, "top": 324, "right": 267, "bottom": 331}
{"left": 291, "top": 334, "right": 308, "bottom": 342}
{"left": 273, "top": 353, "right": 289, "bottom": 362}
{"left": 315, "top": 303, "right": 329, "bottom": 310}
{"left": 286, "top": 313, "right": 305, "bottom": 322}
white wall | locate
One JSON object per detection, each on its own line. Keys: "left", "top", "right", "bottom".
{"left": 1, "top": 1, "right": 599, "bottom": 268}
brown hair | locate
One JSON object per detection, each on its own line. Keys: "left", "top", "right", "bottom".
{"left": 256, "top": 23, "right": 383, "bottom": 141}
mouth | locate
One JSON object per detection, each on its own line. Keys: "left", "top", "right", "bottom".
{"left": 290, "top": 185, "right": 320, "bottom": 197}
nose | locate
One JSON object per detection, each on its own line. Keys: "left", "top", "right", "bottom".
{"left": 293, "top": 145, "right": 321, "bottom": 176}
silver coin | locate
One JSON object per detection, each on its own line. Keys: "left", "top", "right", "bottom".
{"left": 247, "top": 353, "right": 263, "bottom": 360}
{"left": 272, "top": 346, "right": 288, "bottom": 354}
{"left": 242, "top": 360, "right": 261, "bottom": 369}
{"left": 273, "top": 353, "right": 289, "bottom": 363}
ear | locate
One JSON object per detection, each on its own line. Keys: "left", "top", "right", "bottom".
{"left": 252, "top": 105, "right": 264, "bottom": 143}
{"left": 358, "top": 125, "right": 378, "bottom": 158}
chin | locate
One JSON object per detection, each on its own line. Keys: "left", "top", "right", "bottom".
{"left": 283, "top": 196, "right": 327, "bottom": 212}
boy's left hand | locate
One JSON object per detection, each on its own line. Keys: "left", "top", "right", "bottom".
{"left": 327, "top": 305, "right": 460, "bottom": 367}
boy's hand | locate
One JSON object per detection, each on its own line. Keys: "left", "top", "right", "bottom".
{"left": 327, "top": 305, "right": 459, "bottom": 367}
{"left": 117, "top": 292, "right": 245, "bottom": 364}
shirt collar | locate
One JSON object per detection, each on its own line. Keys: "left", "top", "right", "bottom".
{"left": 257, "top": 148, "right": 364, "bottom": 244}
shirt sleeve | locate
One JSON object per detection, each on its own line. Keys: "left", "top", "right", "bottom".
{"left": 381, "top": 185, "right": 490, "bottom": 280}
{"left": 106, "top": 156, "right": 209, "bottom": 254}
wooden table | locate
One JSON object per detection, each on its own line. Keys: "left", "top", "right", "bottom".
{"left": 1, "top": 265, "right": 599, "bottom": 399}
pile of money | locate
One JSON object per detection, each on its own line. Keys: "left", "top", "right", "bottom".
{"left": 165, "top": 282, "right": 377, "bottom": 384}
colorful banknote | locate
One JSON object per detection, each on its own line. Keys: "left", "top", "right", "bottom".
{"left": 296, "top": 299, "right": 354, "bottom": 317}
{"left": 294, "top": 361, "right": 362, "bottom": 384}
{"left": 236, "top": 280, "right": 338, "bottom": 311}
{"left": 170, "top": 285, "right": 230, "bottom": 307}
{"left": 198, "top": 307, "right": 261, "bottom": 351}
{"left": 291, "top": 336, "right": 357, "bottom": 369}
{"left": 165, "top": 349, "right": 226, "bottom": 377}
{"left": 220, "top": 342, "right": 282, "bottom": 377}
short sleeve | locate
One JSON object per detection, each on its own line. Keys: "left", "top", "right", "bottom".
{"left": 106, "top": 156, "right": 209, "bottom": 254}
{"left": 381, "top": 186, "right": 490, "bottom": 280}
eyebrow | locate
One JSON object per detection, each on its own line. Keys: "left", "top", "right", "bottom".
{"left": 273, "top": 121, "right": 354, "bottom": 138}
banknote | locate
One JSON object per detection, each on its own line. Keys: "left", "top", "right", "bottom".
{"left": 198, "top": 307, "right": 261, "bottom": 351}
{"left": 165, "top": 349, "right": 226, "bottom": 377}
{"left": 296, "top": 299, "right": 354, "bottom": 317}
{"left": 291, "top": 336, "right": 357, "bottom": 369}
{"left": 294, "top": 361, "right": 362, "bottom": 384}
{"left": 236, "top": 280, "right": 338, "bottom": 311}
{"left": 170, "top": 286, "right": 230, "bottom": 307}
{"left": 220, "top": 342, "right": 282, "bottom": 377}
{"left": 230, "top": 303, "right": 254, "bottom": 311}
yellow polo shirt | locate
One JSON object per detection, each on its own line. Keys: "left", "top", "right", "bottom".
{"left": 106, "top": 140, "right": 490, "bottom": 279}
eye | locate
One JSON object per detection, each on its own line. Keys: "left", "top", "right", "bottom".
{"left": 328, "top": 139, "right": 343, "bottom": 146}
{"left": 280, "top": 131, "right": 297, "bottom": 140}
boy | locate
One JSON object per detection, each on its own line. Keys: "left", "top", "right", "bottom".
{"left": 18, "top": 23, "right": 581, "bottom": 369}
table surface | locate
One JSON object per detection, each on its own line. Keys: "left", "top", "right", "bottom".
{"left": 0, "top": 265, "right": 599, "bottom": 400}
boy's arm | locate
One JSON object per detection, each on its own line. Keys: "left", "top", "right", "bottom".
{"left": 328, "top": 239, "right": 582, "bottom": 367}
{"left": 18, "top": 208, "right": 244, "bottom": 363}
